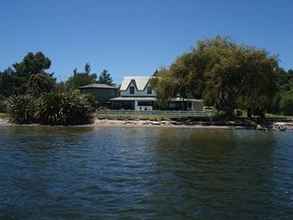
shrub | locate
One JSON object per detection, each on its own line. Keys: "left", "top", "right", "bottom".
{"left": 7, "top": 95, "right": 37, "bottom": 124}
{"left": 37, "top": 92, "right": 64, "bottom": 125}
{"left": 7, "top": 92, "right": 95, "bottom": 125}
{"left": 279, "top": 91, "right": 293, "bottom": 115}
{"left": 37, "top": 92, "right": 95, "bottom": 125}
{"left": 0, "top": 95, "right": 7, "bottom": 113}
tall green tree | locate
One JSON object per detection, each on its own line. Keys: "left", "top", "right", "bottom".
{"left": 278, "top": 90, "right": 293, "bottom": 115}
{"left": 271, "top": 68, "right": 293, "bottom": 114}
{"left": 65, "top": 63, "right": 97, "bottom": 90}
{"left": 13, "top": 52, "right": 51, "bottom": 76}
{"left": 97, "top": 69, "right": 114, "bottom": 85}
{"left": 0, "top": 68, "right": 16, "bottom": 96}
{"left": 0, "top": 52, "right": 55, "bottom": 96}
{"left": 151, "top": 68, "right": 177, "bottom": 108}
{"left": 152, "top": 36, "right": 279, "bottom": 117}
{"left": 26, "top": 73, "right": 56, "bottom": 96}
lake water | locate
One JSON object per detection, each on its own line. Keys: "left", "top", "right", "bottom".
{"left": 0, "top": 126, "right": 293, "bottom": 219}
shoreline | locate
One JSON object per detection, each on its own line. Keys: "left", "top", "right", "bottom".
{"left": 94, "top": 119, "right": 236, "bottom": 129}
{"left": 0, "top": 118, "right": 234, "bottom": 129}
{"left": 1, "top": 118, "right": 292, "bottom": 130}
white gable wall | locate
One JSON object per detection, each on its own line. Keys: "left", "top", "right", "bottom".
{"left": 120, "top": 78, "right": 156, "bottom": 97}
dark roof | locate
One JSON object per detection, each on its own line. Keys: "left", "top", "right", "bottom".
{"left": 79, "top": 83, "right": 117, "bottom": 89}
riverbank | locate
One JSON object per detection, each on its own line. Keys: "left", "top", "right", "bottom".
{"left": 94, "top": 119, "right": 293, "bottom": 130}
{"left": 94, "top": 119, "right": 234, "bottom": 129}
{"left": 1, "top": 117, "right": 293, "bottom": 130}
{"left": 1, "top": 111, "right": 293, "bottom": 130}
{"left": 0, "top": 118, "right": 9, "bottom": 126}
{"left": 0, "top": 118, "right": 234, "bottom": 129}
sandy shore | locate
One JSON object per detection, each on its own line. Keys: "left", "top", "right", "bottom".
{"left": 94, "top": 119, "right": 237, "bottom": 129}
{"left": 0, "top": 118, "right": 233, "bottom": 129}
{"left": 1, "top": 118, "right": 292, "bottom": 130}
{"left": 0, "top": 118, "right": 9, "bottom": 126}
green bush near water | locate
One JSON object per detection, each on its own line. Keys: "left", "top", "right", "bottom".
{"left": 7, "top": 95, "right": 37, "bottom": 124}
{"left": 0, "top": 95, "right": 7, "bottom": 113}
{"left": 38, "top": 92, "right": 95, "bottom": 125}
{"left": 7, "top": 92, "right": 95, "bottom": 125}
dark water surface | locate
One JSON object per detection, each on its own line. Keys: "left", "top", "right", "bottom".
{"left": 0, "top": 127, "right": 293, "bottom": 219}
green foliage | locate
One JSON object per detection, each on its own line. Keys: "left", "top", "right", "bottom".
{"left": 13, "top": 52, "right": 51, "bottom": 76}
{"left": 152, "top": 36, "right": 279, "bottom": 117}
{"left": 97, "top": 69, "right": 114, "bottom": 85}
{"left": 7, "top": 95, "right": 37, "bottom": 124}
{"left": 7, "top": 92, "right": 95, "bottom": 125}
{"left": 151, "top": 68, "right": 176, "bottom": 108}
{"left": 0, "top": 52, "right": 55, "bottom": 97}
{"left": 37, "top": 92, "right": 95, "bottom": 125}
{"left": 0, "top": 68, "right": 16, "bottom": 96}
{"left": 65, "top": 64, "right": 97, "bottom": 90}
{"left": 275, "top": 68, "right": 293, "bottom": 91}
{"left": 26, "top": 73, "right": 56, "bottom": 96}
{"left": 54, "top": 81, "right": 66, "bottom": 93}
{"left": 278, "top": 90, "right": 293, "bottom": 115}
{"left": 0, "top": 95, "right": 7, "bottom": 113}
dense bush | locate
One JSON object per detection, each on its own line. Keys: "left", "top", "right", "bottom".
{"left": 7, "top": 95, "right": 37, "bottom": 124}
{"left": 0, "top": 95, "right": 7, "bottom": 113}
{"left": 38, "top": 92, "right": 95, "bottom": 125}
{"left": 7, "top": 92, "right": 95, "bottom": 125}
{"left": 279, "top": 91, "right": 293, "bottom": 115}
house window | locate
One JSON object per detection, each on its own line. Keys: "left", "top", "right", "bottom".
{"left": 147, "top": 87, "right": 152, "bottom": 95}
{"left": 129, "top": 86, "right": 135, "bottom": 94}
{"left": 138, "top": 101, "right": 153, "bottom": 106}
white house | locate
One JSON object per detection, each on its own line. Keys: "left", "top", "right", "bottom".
{"left": 110, "top": 76, "right": 203, "bottom": 111}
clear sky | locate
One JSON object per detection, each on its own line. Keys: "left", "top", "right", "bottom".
{"left": 0, "top": 0, "right": 292, "bottom": 83}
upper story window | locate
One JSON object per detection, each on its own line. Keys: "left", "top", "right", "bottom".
{"left": 129, "top": 86, "right": 135, "bottom": 94}
{"left": 147, "top": 86, "right": 152, "bottom": 95}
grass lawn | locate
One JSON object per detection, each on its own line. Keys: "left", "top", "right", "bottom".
{"left": 265, "top": 113, "right": 293, "bottom": 121}
{"left": 0, "top": 113, "right": 9, "bottom": 119}
{"left": 96, "top": 110, "right": 215, "bottom": 121}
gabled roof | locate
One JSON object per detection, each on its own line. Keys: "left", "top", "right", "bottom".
{"left": 79, "top": 83, "right": 117, "bottom": 89}
{"left": 120, "top": 76, "right": 151, "bottom": 91}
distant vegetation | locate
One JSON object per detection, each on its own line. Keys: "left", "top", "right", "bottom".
{"left": 0, "top": 52, "right": 112, "bottom": 125}
{"left": 7, "top": 92, "right": 94, "bottom": 125}
{"left": 1, "top": 36, "right": 293, "bottom": 124}
{"left": 65, "top": 64, "right": 114, "bottom": 91}
{"left": 151, "top": 36, "right": 293, "bottom": 118}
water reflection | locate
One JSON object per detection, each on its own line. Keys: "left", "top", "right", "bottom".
{"left": 140, "top": 129, "right": 290, "bottom": 219}
{"left": 0, "top": 127, "right": 292, "bottom": 219}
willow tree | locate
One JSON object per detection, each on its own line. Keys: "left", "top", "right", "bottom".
{"left": 199, "top": 37, "right": 279, "bottom": 117}
{"left": 152, "top": 36, "right": 279, "bottom": 117}
{"left": 150, "top": 68, "right": 176, "bottom": 109}
{"left": 237, "top": 48, "right": 279, "bottom": 117}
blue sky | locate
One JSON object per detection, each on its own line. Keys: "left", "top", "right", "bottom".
{"left": 0, "top": 0, "right": 292, "bottom": 83}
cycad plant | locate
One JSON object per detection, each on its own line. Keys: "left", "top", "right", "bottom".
{"left": 37, "top": 92, "right": 95, "bottom": 125}
{"left": 7, "top": 95, "right": 37, "bottom": 124}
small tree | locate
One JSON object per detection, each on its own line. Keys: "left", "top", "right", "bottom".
{"left": 150, "top": 68, "right": 177, "bottom": 109}
{"left": 26, "top": 73, "right": 56, "bottom": 96}
{"left": 38, "top": 92, "right": 95, "bottom": 125}
{"left": 65, "top": 64, "right": 97, "bottom": 90}
{"left": 97, "top": 69, "right": 113, "bottom": 85}
{"left": 279, "top": 90, "right": 293, "bottom": 115}
{"left": 7, "top": 95, "right": 37, "bottom": 124}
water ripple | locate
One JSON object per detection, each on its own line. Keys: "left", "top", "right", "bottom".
{"left": 0, "top": 127, "right": 293, "bottom": 219}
